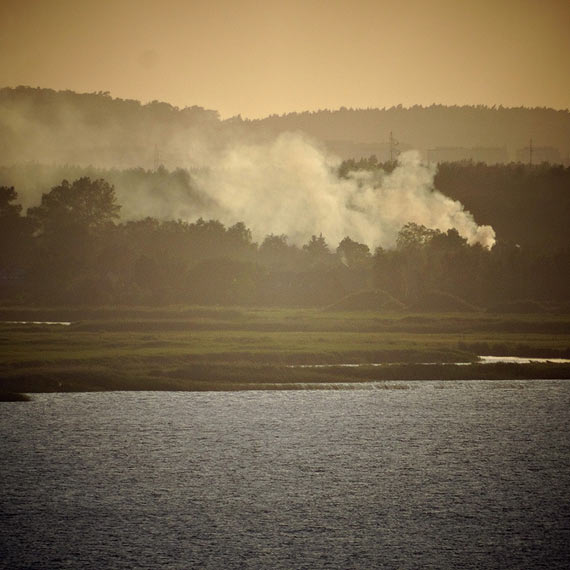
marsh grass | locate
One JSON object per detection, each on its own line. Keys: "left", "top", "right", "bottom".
{"left": 2, "top": 361, "right": 570, "bottom": 393}
{"left": 1, "top": 306, "right": 569, "bottom": 391}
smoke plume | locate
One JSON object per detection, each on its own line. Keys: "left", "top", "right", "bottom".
{"left": 0, "top": 87, "right": 496, "bottom": 249}
{"left": 192, "top": 132, "right": 496, "bottom": 249}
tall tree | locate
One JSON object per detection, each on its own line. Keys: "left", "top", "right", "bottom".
{"left": 0, "top": 186, "right": 32, "bottom": 283}
{"left": 25, "top": 178, "right": 120, "bottom": 303}
{"left": 336, "top": 236, "right": 370, "bottom": 267}
{"left": 28, "top": 177, "right": 120, "bottom": 236}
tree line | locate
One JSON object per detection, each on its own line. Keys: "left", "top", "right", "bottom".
{"left": 340, "top": 158, "right": 570, "bottom": 250}
{"left": 2, "top": 87, "right": 569, "bottom": 167}
{"left": 1, "top": 177, "right": 568, "bottom": 310}
{"left": 2, "top": 160, "right": 569, "bottom": 250}
{"left": 249, "top": 105, "right": 570, "bottom": 160}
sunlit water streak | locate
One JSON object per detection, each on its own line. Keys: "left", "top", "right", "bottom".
{"left": 1, "top": 381, "right": 569, "bottom": 569}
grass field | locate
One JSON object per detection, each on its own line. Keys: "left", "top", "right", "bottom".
{"left": 1, "top": 306, "right": 569, "bottom": 393}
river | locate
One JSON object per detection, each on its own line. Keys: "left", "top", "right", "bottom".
{"left": 1, "top": 380, "right": 569, "bottom": 569}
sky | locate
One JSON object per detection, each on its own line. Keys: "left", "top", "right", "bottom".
{"left": 1, "top": 0, "right": 569, "bottom": 118}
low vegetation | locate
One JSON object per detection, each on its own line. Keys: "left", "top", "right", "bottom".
{"left": 1, "top": 307, "right": 569, "bottom": 392}
{"left": 1, "top": 166, "right": 570, "bottom": 311}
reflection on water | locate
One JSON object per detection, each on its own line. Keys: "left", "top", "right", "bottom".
{"left": 1, "top": 381, "right": 570, "bottom": 569}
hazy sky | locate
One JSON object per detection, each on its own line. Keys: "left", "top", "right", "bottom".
{"left": 1, "top": 0, "right": 568, "bottom": 118}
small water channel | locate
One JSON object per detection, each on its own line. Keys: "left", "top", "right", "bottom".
{"left": 2, "top": 320, "right": 72, "bottom": 326}
{"left": 290, "top": 356, "right": 570, "bottom": 368}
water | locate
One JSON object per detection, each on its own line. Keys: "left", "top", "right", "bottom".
{"left": 290, "top": 356, "right": 570, "bottom": 367}
{"left": 1, "top": 321, "right": 72, "bottom": 326}
{"left": 1, "top": 381, "right": 569, "bottom": 569}
{"left": 478, "top": 356, "right": 570, "bottom": 364}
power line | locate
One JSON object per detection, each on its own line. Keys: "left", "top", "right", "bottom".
{"left": 529, "top": 137, "right": 533, "bottom": 166}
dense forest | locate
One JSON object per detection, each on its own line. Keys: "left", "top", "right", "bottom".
{"left": 1, "top": 87, "right": 569, "bottom": 310}
{"left": 1, "top": 172, "right": 569, "bottom": 310}
{"left": 2, "top": 160, "right": 569, "bottom": 250}
{"left": 0, "top": 86, "right": 220, "bottom": 168}
{"left": 251, "top": 106, "right": 570, "bottom": 161}
{"left": 340, "top": 158, "right": 570, "bottom": 250}
{"left": 1, "top": 87, "right": 569, "bottom": 167}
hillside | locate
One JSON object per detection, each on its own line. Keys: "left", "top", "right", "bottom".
{"left": 1, "top": 87, "right": 569, "bottom": 167}
{"left": 247, "top": 105, "right": 570, "bottom": 163}
{"left": 0, "top": 86, "right": 220, "bottom": 168}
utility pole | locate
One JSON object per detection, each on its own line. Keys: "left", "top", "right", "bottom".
{"left": 529, "top": 137, "right": 533, "bottom": 166}
{"left": 389, "top": 131, "right": 399, "bottom": 162}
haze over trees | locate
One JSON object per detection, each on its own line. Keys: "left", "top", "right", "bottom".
{"left": 1, "top": 175, "right": 568, "bottom": 310}
{"left": 1, "top": 87, "right": 569, "bottom": 168}
{"left": 1, "top": 87, "right": 569, "bottom": 310}
{"left": 250, "top": 105, "right": 570, "bottom": 162}
{"left": 2, "top": 159, "right": 569, "bottom": 251}
{"left": 0, "top": 87, "right": 220, "bottom": 168}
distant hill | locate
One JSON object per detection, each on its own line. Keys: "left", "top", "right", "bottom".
{"left": 247, "top": 106, "right": 570, "bottom": 163}
{"left": 0, "top": 86, "right": 220, "bottom": 168}
{"left": 1, "top": 87, "right": 569, "bottom": 167}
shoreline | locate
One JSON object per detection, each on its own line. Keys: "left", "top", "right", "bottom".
{"left": 3, "top": 362, "right": 570, "bottom": 395}
{"left": 2, "top": 307, "right": 569, "bottom": 394}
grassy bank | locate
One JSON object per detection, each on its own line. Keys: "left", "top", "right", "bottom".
{"left": 2, "top": 362, "right": 570, "bottom": 393}
{"left": 1, "top": 307, "right": 569, "bottom": 392}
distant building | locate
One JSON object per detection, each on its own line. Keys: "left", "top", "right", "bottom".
{"left": 427, "top": 147, "right": 509, "bottom": 164}
{"left": 515, "top": 145, "right": 561, "bottom": 165}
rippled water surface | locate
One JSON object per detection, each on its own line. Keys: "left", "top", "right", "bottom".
{"left": 2, "top": 381, "right": 570, "bottom": 569}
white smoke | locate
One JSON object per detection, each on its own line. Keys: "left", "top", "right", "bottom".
{"left": 193, "top": 132, "right": 496, "bottom": 249}
{"left": 1, "top": 110, "right": 496, "bottom": 249}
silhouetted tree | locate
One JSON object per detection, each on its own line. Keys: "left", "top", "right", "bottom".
{"left": 396, "top": 223, "right": 438, "bottom": 250}
{"left": 24, "top": 178, "right": 120, "bottom": 303}
{"left": 0, "top": 187, "right": 32, "bottom": 298}
{"left": 0, "top": 186, "right": 30, "bottom": 253}
{"left": 336, "top": 236, "right": 370, "bottom": 267}
{"left": 259, "top": 234, "right": 302, "bottom": 270}
{"left": 303, "top": 234, "right": 331, "bottom": 267}
{"left": 28, "top": 177, "right": 120, "bottom": 236}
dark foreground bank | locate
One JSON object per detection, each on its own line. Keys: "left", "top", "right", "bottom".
{"left": 2, "top": 362, "right": 570, "bottom": 394}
